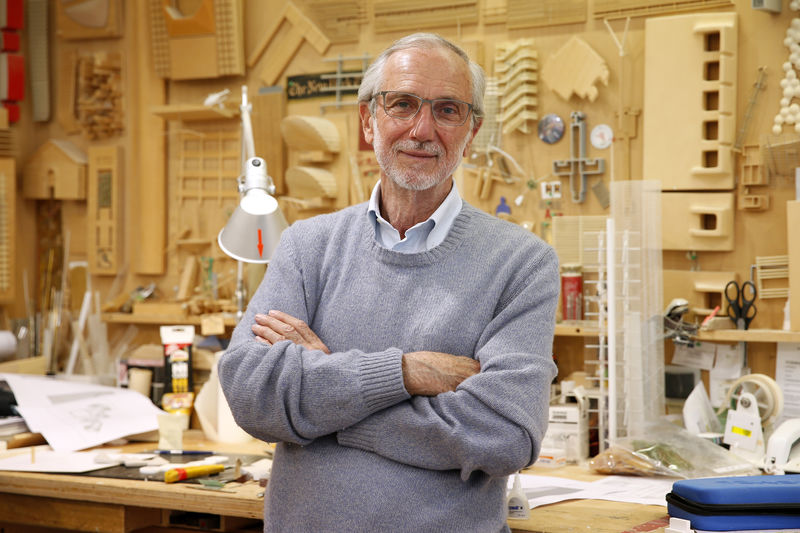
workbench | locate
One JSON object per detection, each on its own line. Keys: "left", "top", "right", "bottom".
{"left": 0, "top": 434, "right": 670, "bottom": 533}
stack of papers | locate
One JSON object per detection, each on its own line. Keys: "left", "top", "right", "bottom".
{"left": 0, "top": 416, "right": 27, "bottom": 437}
{"left": 508, "top": 473, "right": 675, "bottom": 509}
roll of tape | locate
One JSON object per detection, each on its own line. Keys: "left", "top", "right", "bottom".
{"left": 128, "top": 368, "right": 153, "bottom": 398}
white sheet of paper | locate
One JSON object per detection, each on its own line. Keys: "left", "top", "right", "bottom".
{"left": 0, "top": 449, "right": 120, "bottom": 473}
{"left": 776, "top": 342, "right": 800, "bottom": 419}
{"left": 579, "top": 475, "right": 674, "bottom": 506}
{"left": 709, "top": 345, "right": 744, "bottom": 408}
{"left": 507, "top": 474, "right": 594, "bottom": 508}
{"left": 1, "top": 373, "right": 164, "bottom": 452}
{"left": 671, "top": 343, "right": 716, "bottom": 371}
{"left": 507, "top": 473, "right": 671, "bottom": 509}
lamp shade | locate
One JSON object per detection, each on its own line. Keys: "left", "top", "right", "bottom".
{"left": 218, "top": 189, "right": 288, "bottom": 263}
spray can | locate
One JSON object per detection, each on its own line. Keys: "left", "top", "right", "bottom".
{"left": 561, "top": 264, "right": 583, "bottom": 321}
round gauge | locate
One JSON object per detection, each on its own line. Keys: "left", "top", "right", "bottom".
{"left": 537, "top": 114, "right": 565, "bottom": 144}
{"left": 590, "top": 124, "right": 614, "bottom": 150}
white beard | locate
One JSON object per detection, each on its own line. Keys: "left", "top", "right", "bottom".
{"left": 372, "top": 125, "right": 470, "bottom": 191}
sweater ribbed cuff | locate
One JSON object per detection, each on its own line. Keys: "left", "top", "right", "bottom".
{"left": 336, "top": 420, "right": 379, "bottom": 452}
{"left": 358, "top": 348, "right": 409, "bottom": 412}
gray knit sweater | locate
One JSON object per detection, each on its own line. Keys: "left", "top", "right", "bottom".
{"left": 219, "top": 202, "right": 559, "bottom": 532}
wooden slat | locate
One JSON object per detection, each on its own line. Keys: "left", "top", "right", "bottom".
{"left": 373, "top": 0, "right": 478, "bottom": 33}
{"left": 507, "top": 0, "right": 585, "bottom": 30}
{"left": 593, "top": 0, "right": 733, "bottom": 19}
{"left": 0, "top": 493, "right": 160, "bottom": 533}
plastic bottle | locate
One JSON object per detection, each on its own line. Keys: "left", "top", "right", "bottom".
{"left": 507, "top": 472, "right": 530, "bottom": 520}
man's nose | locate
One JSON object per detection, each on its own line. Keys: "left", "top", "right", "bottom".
{"left": 409, "top": 102, "right": 436, "bottom": 140}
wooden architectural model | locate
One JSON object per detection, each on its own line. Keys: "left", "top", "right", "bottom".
{"left": 148, "top": 0, "right": 245, "bottom": 80}
{"left": 541, "top": 36, "right": 608, "bottom": 102}
{"left": 56, "top": 0, "right": 123, "bottom": 40}
{"left": 495, "top": 39, "right": 538, "bottom": 135}
{"left": 23, "top": 139, "right": 87, "bottom": 200}
{"left": 643, "top": 12, "right": 738, "bottom": 191}
{"left": 87, "top": 145, "right": 122, "bottom": 275}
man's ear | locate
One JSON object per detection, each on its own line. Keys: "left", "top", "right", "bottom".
{"left": 462, "top": 119, "right": 483, "bottom": 157}
{"left": 359, "top": 102, "right": 374, "bottom": 145}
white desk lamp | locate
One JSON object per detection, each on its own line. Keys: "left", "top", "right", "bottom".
{"left": 217, "top": 156, "right": 287, "bottom": 263}
{"left": 218, "top": 86, "right": 288, "bottom": 317}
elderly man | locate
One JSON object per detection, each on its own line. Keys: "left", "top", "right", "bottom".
{"left": 219, "top": 33, "right": 559, "bottom": 532}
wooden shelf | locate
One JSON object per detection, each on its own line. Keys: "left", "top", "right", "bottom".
{"left": 555, "top": 322, "right": 601, "bottom": 337}
{"left": 102, "top": 312, "right": 238, "bottom": 327}
{"left": 150, "top": 104, "right": 238, "bottom": 121}
{"left": 554, "top": 323, "right": 800, "bottom": 343}
{"left": 694, "top": 328, "right": 800, "bottom": 343}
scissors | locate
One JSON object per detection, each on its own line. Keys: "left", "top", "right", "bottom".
{"left": 725, "top": 280, "right": 757, "bottom": 330}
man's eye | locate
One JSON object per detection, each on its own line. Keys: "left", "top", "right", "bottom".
{"left": 391, "top": 99, "right": 415, "bottom": 110}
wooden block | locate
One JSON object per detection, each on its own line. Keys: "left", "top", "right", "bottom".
{"left": 251, "top": 89, "right": 287, "bottom": 195}
{"left": 129, "top": 0, "right": 166, "bottom": 274}
{"left": 200, "top": 314, "right": 225, "bottom": 336}
{"left": 286, "top": 166, "right": 337, "bottom": 198}
{"left": 176, "top": 256, "right": 197, "bottom": 301}
{"left": 249, "top": 2, "right": 330, "bottom": 67}
{"left": 132, "top": 301, "right": 186, "bottom": 317}
{"left": 788, "top": 201, "right": 800, "bottom": 331}
{"left": 0, "top": 355, "right": 46, "bottom": 374}
{"left": 87, "top": 145, "right": 122, "bottom": 275}
{"left": 280, "top": 115, "right": 340, "bottom": 152}
{"left": 258, "top": 24, "right": 305, "bottom": 87}
{"left": 253, "top": 1, "right": 330, "bottom": 85}
{"left": 661, "top": 192, "right": 735, "bottom": 251}
{"left": 663, "top": 269, "right": 736, "bottom": 322}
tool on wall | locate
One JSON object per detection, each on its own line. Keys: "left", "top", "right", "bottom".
{"left": 553, "top": 111, "right": 605, "bottom": 203}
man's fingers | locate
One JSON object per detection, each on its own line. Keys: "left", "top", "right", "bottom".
{"left": 253, "top": 311, "right": 331, "bottom": 354}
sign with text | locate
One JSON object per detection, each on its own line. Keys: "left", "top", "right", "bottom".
{"left": 286, "top": 72, "right": 361, "bottom": 100}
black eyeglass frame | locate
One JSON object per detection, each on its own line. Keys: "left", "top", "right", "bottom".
{"left": 373, "top": 91, "right": 474, "bottom": 127}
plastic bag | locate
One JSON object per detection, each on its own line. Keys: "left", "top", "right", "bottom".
{"left": 588, "top": 420, "right": 760, "bottom": 478}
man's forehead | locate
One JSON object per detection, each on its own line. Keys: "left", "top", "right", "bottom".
{"left": 383, "top": 47, "right": 471, "bottom": 99}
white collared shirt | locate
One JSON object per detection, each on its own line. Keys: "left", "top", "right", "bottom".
{"left": 367, "top": 179, "right": 463, "bottom": 253}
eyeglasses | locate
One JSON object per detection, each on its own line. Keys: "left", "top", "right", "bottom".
{"left": 375, "top": 91, "right": 473, "bottom": 126}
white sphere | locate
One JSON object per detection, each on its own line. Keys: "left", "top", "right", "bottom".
{"left": 795, "top": 122, "right": 800, "bottom": 133}
{"left": 776, "top": 114, "right": 785, "bottom": 125}
{"left": 787, "top": 37, "right": 796, "bottom": 47}
{"left": 781, "top": 105, "right": 791, "bottom": 117}
{"left": 782, "top": 77, "right": 791, "bottom": 89}
{"left": 782, "top": 97, "right": 791, "bottom": 107}
{"left": 774, "top": 124, "right": 784, "bottom": 135}
{"left": 784, "top": 87, "right": 795, "bottom": 98}
{"left": 789, "top": 69, "right": 798, "bottom": 80}
{"left": 785, "top": 61, "right": 794, "bottom": 72}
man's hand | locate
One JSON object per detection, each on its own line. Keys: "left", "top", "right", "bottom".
{"left": 402, "top": 351, "right": 480, "bottom": 396}
{"left": 252, "top": 310, "right": 331, "bottom": 354}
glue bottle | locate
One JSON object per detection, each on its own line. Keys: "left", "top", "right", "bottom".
{"left": 507, "top": 472, "right": 530, "bottom": 520}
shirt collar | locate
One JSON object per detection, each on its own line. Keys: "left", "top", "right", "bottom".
{"left": 367, "top": 179, "right": 462, "bottom": 252}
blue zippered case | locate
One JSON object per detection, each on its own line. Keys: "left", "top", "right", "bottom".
{"left": 666, "top": 475, "right": 800, "bottom": 531}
